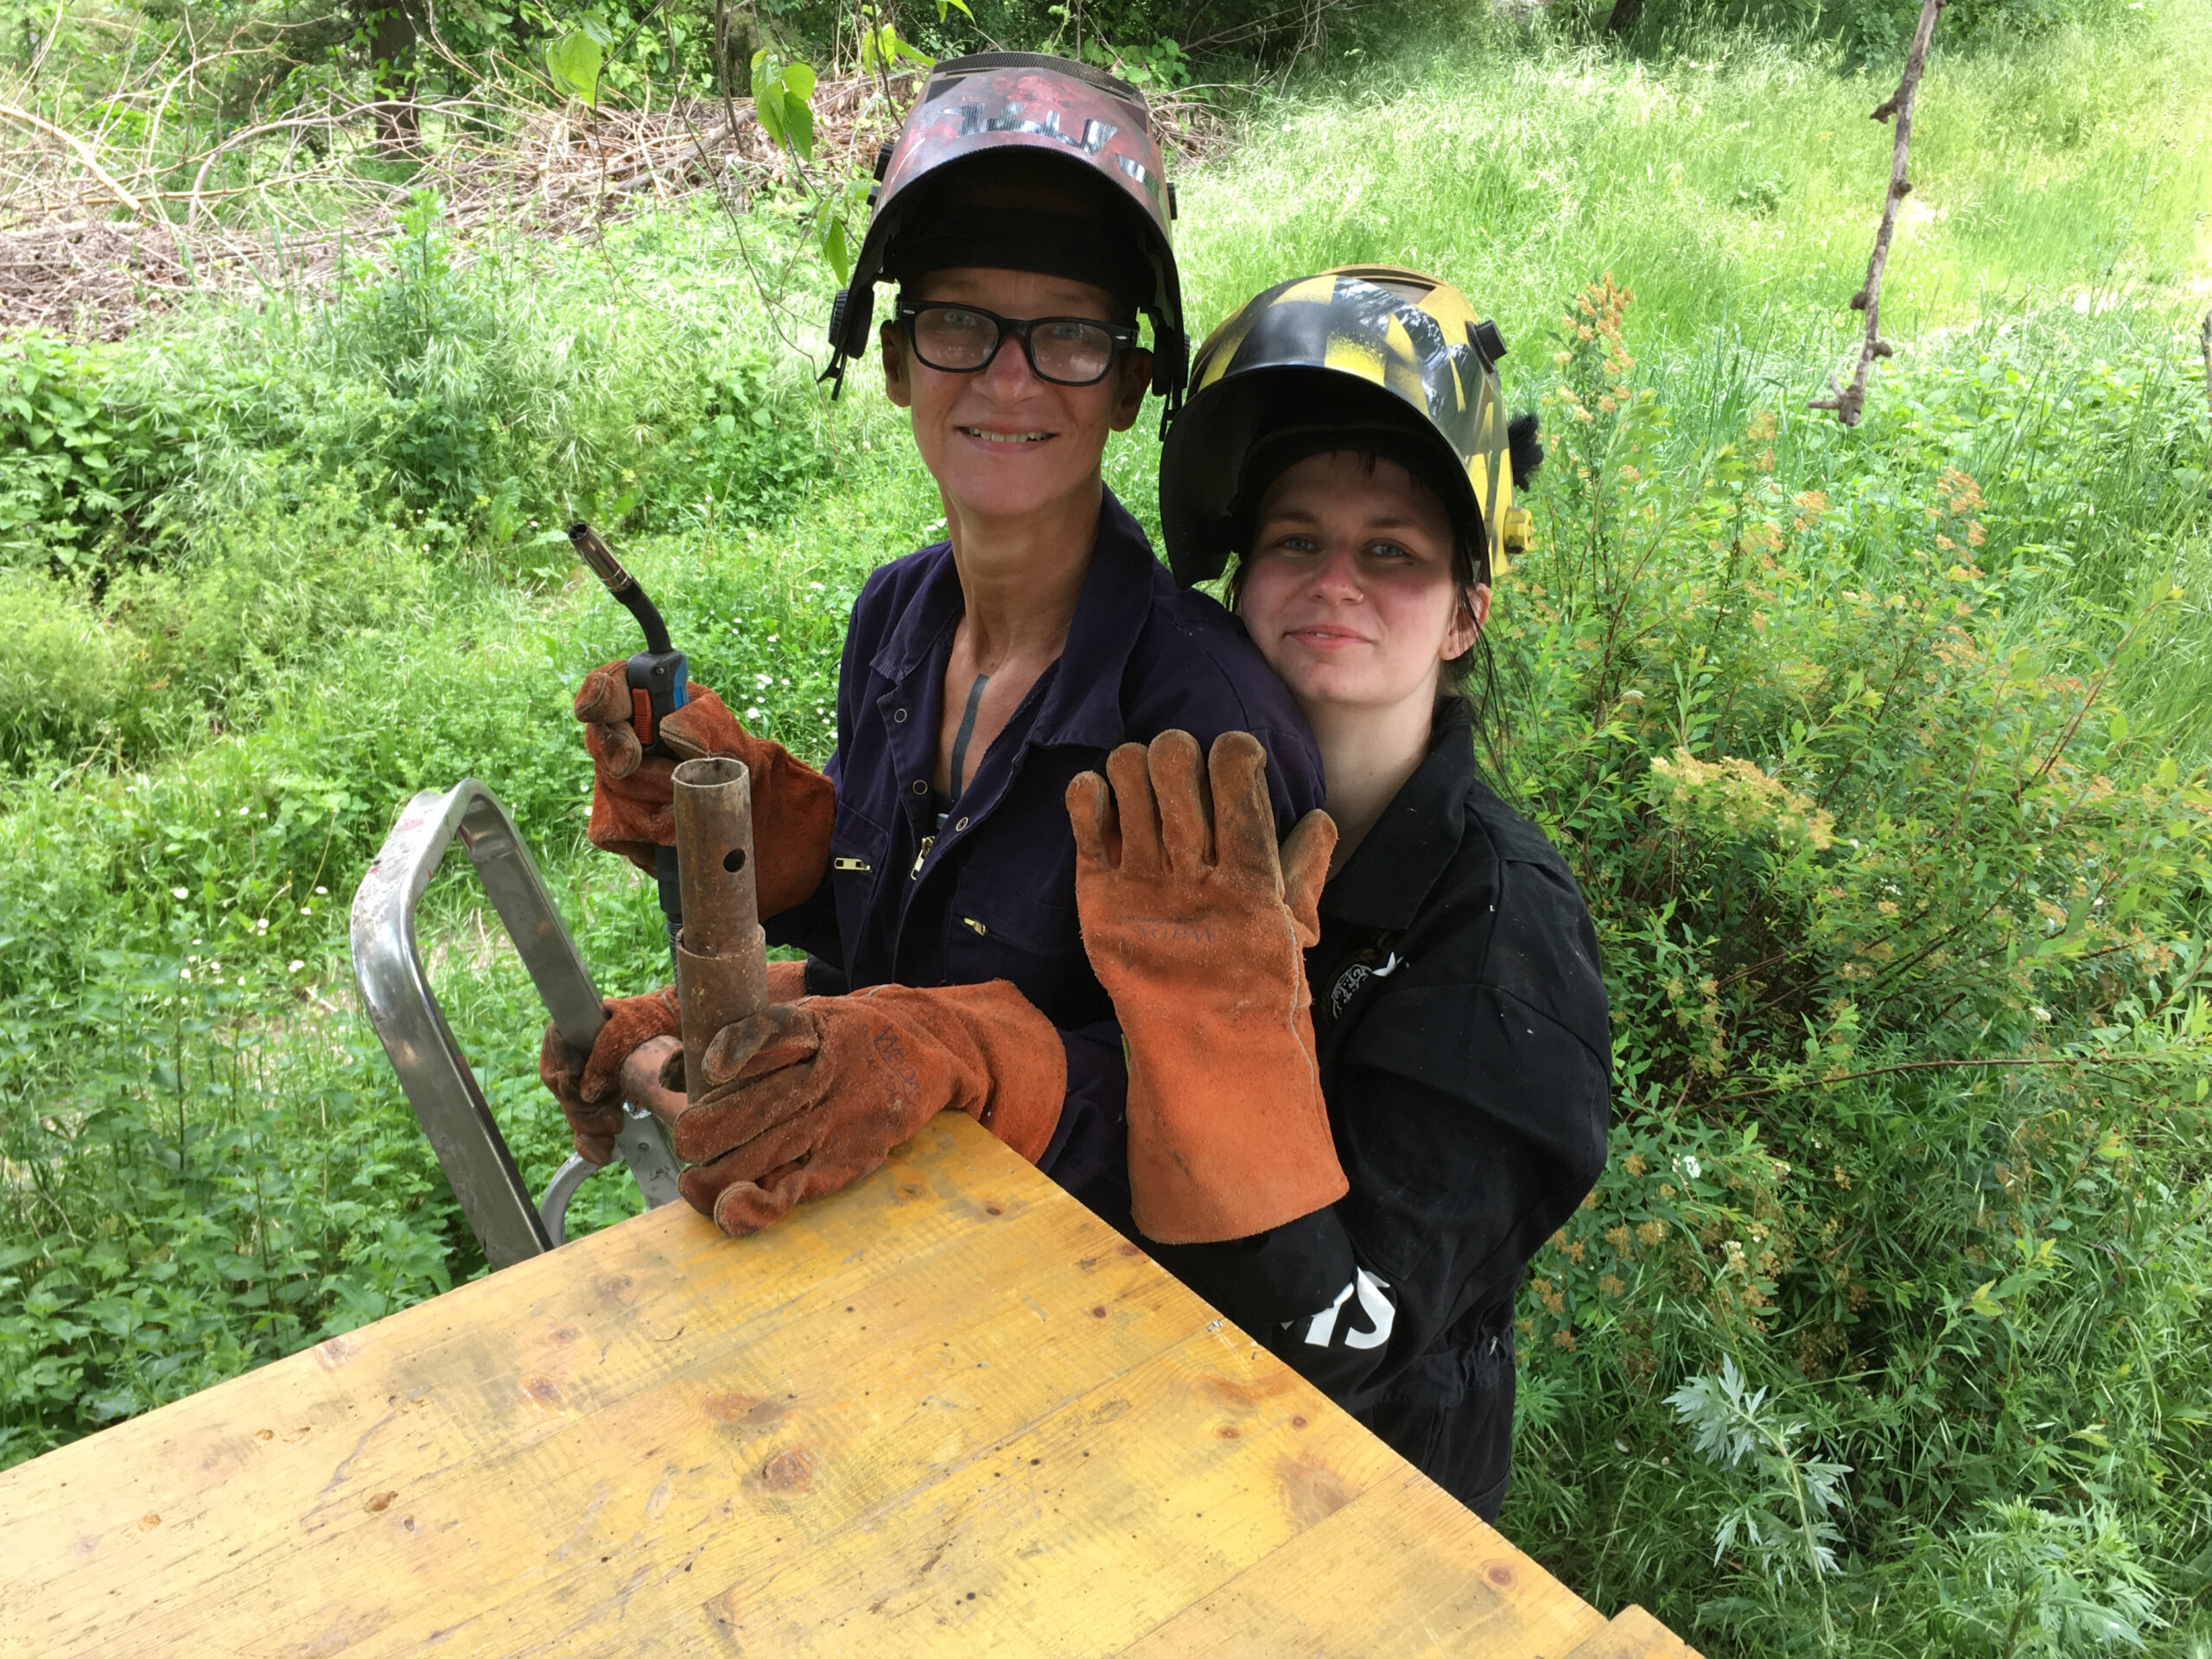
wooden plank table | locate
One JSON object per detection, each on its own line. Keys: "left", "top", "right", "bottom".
{"left": 1, "top": 1116, "right": 1693, "bottom": 1657}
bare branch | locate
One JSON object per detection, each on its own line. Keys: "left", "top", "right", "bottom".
{"left": 1810, "top": 0, "right": 1946, "bottom": 427}
{"left": 0, "top": 102, "right": 144, "bottom": 217}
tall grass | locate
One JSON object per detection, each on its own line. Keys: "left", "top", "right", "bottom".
{"left": 3, "top": 8, "right": 2210, "bottom": 1653}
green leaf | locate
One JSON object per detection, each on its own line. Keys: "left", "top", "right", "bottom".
{"left": 823, "top": 217, "right": 853, "bottom": 285}
{"left": 546, "top": 29, "right": 603, "bottom": 103}
{"left": 751, "top": 53, "right": 788, "bottom": 147}
{"left": 781, "top": 61, "right": 816, "bottom": 100}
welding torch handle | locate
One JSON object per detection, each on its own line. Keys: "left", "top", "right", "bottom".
{"left": 653, "top": 846, "right": 683, "bottom": 963}
{"left": 572, "top": 519, "right": 689, "bottom": 965}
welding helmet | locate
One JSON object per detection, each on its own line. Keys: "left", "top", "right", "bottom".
{"left": 823, "top": 52, "right": 1186, "bottom": 412}
{"left": 1160, "top": 265, "right": 1536, "bottom": 588}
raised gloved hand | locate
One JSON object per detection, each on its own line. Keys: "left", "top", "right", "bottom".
{"left": 574, "top": 662, "right": 836, "bottom": 918}
{"left": 1066, "top": 729, "right": 1345, "bottom": 1245}
{"left": 538, "top": 959, "right": 809, "bottom": 1164}
{"left": 671, "top": 981, "right": 1065, "bottom": 1236}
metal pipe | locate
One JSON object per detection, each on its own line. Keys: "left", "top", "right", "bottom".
{"left": 671, "top": 756, "right": 772, "bottom": 1096}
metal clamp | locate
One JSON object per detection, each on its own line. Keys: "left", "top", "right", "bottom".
{"left": 350, "top": 779, "right": 683, "bottom": 1269}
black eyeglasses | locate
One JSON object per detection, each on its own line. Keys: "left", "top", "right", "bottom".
{"left": 897, "top": 302, "right": 1138, "bottom": 387}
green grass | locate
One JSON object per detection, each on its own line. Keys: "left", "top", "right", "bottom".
{"left": 3, "top": 8, "right": 2212, "bottom": 1654}
{"left": 1187, "top": 9, "right": 2211, "bottom": 350}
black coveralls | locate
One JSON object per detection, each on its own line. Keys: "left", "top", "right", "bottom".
{"left": 1156, "top": 699, "right": 1612, "bottom": 1519}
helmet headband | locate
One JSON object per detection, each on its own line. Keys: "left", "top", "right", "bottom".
{"left": 887, "top": 205, "right": 1153, "bottom": 318}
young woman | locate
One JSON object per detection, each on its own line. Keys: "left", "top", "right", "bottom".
{"left": 541, "top": 54, "right": 1322, "bottom": 1236}
{"left": 1068, "top": 267, "right": 1611, "bottom": 1520}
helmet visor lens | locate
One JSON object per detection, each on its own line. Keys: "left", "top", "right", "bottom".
{"left": 902, "top": 303, "right": 1130, "bottom": 386}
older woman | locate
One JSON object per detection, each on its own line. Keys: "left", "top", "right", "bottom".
{"left": 542, "top": 54, "right": 1320, "bottom": 1236}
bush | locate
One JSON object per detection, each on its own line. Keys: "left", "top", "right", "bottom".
{"left": 0, "top": 472, "right": 437, "bottom": 776}
{"left": 0, "top": 334, "right": 198, "bottom": 585}
{"left": 0, "top": 201, "right": 831, "bottom": 597}
{"left": 0, "top": 574, "right": 156, "bottom": 769}
{"left": 1492, "top": 278, "right": 2212, "bottom": 1654}
{"left": 109, "top": 475, "right": 437, "bottom": 721}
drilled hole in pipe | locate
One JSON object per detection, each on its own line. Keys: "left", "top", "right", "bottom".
{"left": 723, "top": 848, "right": 747, "bottom": 874}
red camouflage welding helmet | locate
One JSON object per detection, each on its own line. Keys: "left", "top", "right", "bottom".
{"left": 824, "top": 52, "right": 1186, "bottom": 411}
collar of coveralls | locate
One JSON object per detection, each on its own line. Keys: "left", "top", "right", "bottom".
{"left": 1316, "top": 696, "right": 1478, "bottom": 934}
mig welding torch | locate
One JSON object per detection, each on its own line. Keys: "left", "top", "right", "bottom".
{"left": 569, "top": 521, "right": 688, "bottom": 958}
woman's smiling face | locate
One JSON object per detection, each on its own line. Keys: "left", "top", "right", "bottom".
{"left": 1236, "top": 449, "right": 1484, "bottom": 719}
{"left": 880, "top": 265, "right": 1151, "bottom": 524}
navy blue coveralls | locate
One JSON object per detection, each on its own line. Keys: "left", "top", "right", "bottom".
{"left": 766, "top": 489, "right": 1325, "bottom": 1230}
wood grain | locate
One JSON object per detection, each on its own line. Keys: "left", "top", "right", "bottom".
{"left": 1560, "top": 1605, "right": 1705, "bottom": 1659}
{"left": 1, "top": 1114, "right": 1657, "bottom": 1657}
{"left": 1114, "top": 1467, "right": 1606, "bottom": 1658}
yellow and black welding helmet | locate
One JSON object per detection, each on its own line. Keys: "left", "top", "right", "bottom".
{"left": 1160, "top": 265, "right": 1533, "bottom": 588}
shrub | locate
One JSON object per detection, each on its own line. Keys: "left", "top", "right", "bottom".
{"left": 1493, "top": 278, "right": 2212, "bottom": 1654}
{"left": 0, "top": 574, "right": 157, "bottom": 768}
{"left": 109, "top": 474, "right": 436, "bottom": 721}
{"left": 0, "top": 203, "right": 830, "bottom": 594}
{"left": 0, "top": 334, "right": 198, "bottom": 586}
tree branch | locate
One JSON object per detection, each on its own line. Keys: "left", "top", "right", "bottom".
{"left": 0, "top": 101, "right": 143, "bottom": 216}
{"left": 1809, "top": 0, "right": 1946, "bottom": 427}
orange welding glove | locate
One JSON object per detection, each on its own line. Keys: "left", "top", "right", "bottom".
{"left": 1065, "top": 730, "right": 1345, "bottom": 1246}
{"left": 574, "top": 662, "right": 835, "bottom": 918}
{"left": 539, "top": 961, "right": 810, "bottom": 1164}
{"left": 671, "top": 982, "right": 1066, "bottom": 1236}
{"left": 538, "top": 988, "right": 683, "bottom": 1166}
